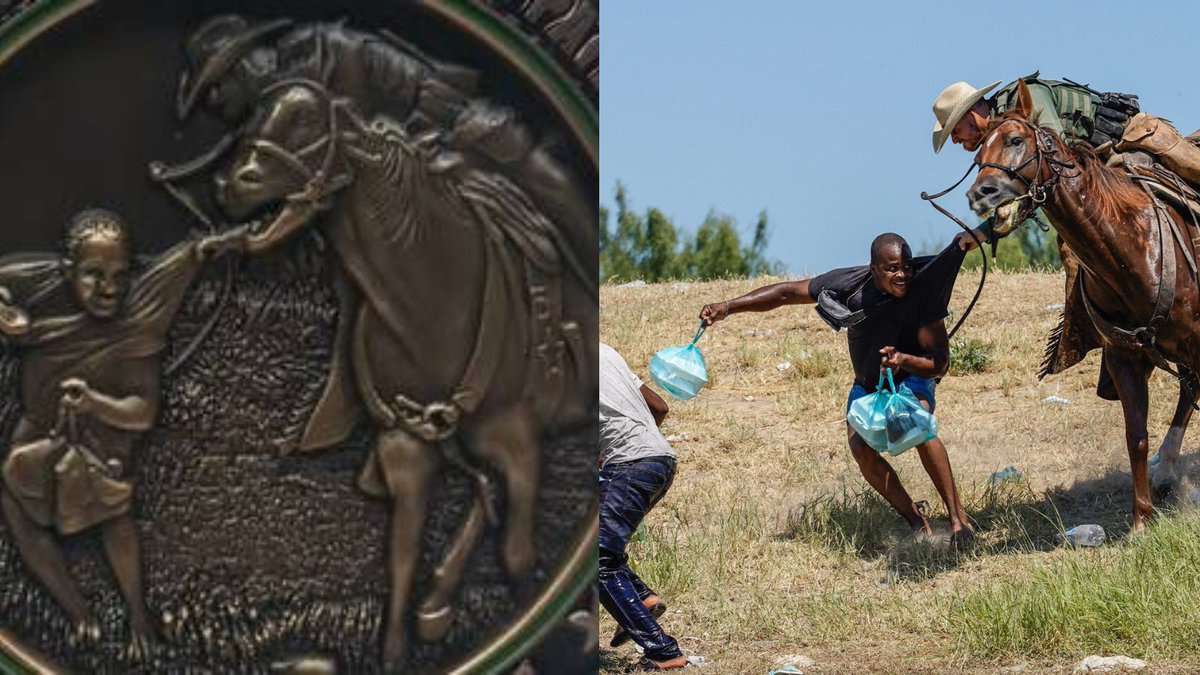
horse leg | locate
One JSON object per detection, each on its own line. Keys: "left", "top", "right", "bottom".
{"left": 1151, "top": 379, "right": 1198, "bottom": 498}
{"left": 467, "top": 406, "right": 540, "bottom": 579}
{"left": 415, "top": 496, "right": 487, "bottom": 642}
{"left": 1105, "top": 350, "right": 1156, "bottom": 532}
{"left": 373, "top": 428, "right": 438, "bottom": 672}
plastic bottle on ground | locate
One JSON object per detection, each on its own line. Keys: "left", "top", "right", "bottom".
{"left": 1063, "top": 524, "right": 1106, "bottom": 547}
{"left": 988, "top": 466, "right": 1023, "bottom": 484}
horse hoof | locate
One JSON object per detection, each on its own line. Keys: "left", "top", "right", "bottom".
{"left": 504, "top": 540, "right": 537, "bottom": 578}
{"left": 382, "top": 636, "right": 406, "bottom": 674}
{"left": 416, "top": 604, "right": 453, "bottom": 642}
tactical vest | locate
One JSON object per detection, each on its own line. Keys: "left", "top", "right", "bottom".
{"left": 991, "top": 72, "right": 1139, "bottom": 148}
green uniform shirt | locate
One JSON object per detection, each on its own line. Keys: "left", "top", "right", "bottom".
{"left": 990, "top": 77, "right": 1099, "bottom": 144}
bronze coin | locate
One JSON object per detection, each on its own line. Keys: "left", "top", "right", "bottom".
{"left": 0, "top": 1, "right": 597, "bottom": 673}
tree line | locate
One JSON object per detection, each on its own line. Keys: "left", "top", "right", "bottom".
{"left": 599, "top": 183, "right": 785, "bottom": 283}
{"left": 601, "top": 183, "right": 1064, "bottom": 283}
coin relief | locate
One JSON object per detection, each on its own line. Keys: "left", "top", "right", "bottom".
{"left": 0, "top": 2, "right": 598, "bottom": 673}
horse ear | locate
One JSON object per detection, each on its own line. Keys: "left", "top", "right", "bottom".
{"left": 1015, "top": 79, "right": 1034, "bottom": 119}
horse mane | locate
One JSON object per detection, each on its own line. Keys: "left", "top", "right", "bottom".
{"left": 983, "top": 111, "right": 1150, "bottom": 224}
{"left": 1066, "top": 142, "right": 1151, "bottom": 224}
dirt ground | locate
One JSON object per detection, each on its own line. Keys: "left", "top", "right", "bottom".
{"left": 599, "top": 269, "right": 1200, "bottom": 674}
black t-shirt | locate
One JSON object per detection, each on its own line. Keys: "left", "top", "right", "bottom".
{"left": 807, "top": 243, "right": 965, "bottom": 389}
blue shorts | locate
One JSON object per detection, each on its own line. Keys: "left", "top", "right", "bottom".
{"left": 846, "top": 376, "right": 937, "bottom": 414}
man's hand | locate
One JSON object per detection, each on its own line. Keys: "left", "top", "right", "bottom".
{"left": 699, "top": 301, "right": 730, "bottom": 327}
{"left": 879, "top": 346, "right": 907, "bottom": 373}
{"left": 60, "top": 377, "right": 98, "bottom": 416}
{"left": 0, "top": 287, "right": 30, "bottom": 337}
{"left": 197, "top": 226, "right": 249, "bottom": 260}
{"left": 954, "top": 227, "right": 988, "bottom": 252}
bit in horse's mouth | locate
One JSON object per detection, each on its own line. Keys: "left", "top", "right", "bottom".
{"left": 982, "top": 199, "right": 1024, "bottom": 236}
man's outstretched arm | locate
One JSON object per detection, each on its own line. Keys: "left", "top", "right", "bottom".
{"left": 699, "top": 279, "right": 813, "bottom": 325}
{"left": 640, "top": 384, "right": 669, "bottom": 427}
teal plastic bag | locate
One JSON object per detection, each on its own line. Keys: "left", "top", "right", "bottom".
{"left": 649, "top": 322, "right": 708, "bottom": 401}
{"left": 884, "top": 376, "right": 938, "bottom": 455}
{"left": 847, "top": 371, "right": 890, "bottom": 452}
{"left": 847, "top": 369, "right": 938, "bottom": 456}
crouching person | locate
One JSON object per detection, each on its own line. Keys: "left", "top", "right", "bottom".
{"left": 700, "top": 234, "right": 974, "bottom": 544}
{"left": 598, "top": 342, "right": 687, "bottom": 671}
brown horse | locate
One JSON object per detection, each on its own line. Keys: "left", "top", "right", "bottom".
{"left": 212, "top": 79, "right": 596, "bottom": 669}
{"left": 967, "top": 80, "right": 1200, "bottom": 532}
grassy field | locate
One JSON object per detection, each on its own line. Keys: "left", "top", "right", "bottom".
{"left": 599, "top": 270, "right": 1200, "bottom": 674}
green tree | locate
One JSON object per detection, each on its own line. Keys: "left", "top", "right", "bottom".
{"left": 643, "top": 207, "right": 681, "bottom": 281}
{"left": 743, "top": 210, "right": 785, "bottom": 277}
{"left": 683, "top": 213, "right": 744, "bottom": 279}
{"left": 599, "top": 183, "right": 785, "bottom": 282}
{"left": 601, "top": 182, "right": 643, "bottom": 281}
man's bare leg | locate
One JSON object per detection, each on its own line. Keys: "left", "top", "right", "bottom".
{"left": 101, "top": 514, "right": 151, "bottom": 659}
{"left": 911, "top": 397, "right": 973, "bottom": 540}
{"left": 846, "top": 426, "right": 929, "bottom": 535}
{"left": 0, "top": 492, "right": 93, "bottom": 630}
{"left": 914, "top": 438, "right": 973, "bottom": 539}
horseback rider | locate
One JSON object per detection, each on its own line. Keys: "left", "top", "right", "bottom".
{"left": 933, "top": 73, "right": 1200, "bottom": 245}
{"left": 932, "top": 74, "right": 1200, "bottom": 401}
{"left": 168, "top": 15, "right": 595, "bottom": 276}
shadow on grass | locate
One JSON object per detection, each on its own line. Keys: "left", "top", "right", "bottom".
{"left": 600, "top": 650, "right": 630, "bottom": 673}
{"left": 778, "top": 465, "right": 1153, "bottom": 581}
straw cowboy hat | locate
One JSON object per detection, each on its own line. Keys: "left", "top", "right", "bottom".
{"left": 931, "top": 80, "right": 1002, "bottom": 153}
{"left": 176, "top": 15, "right": 294, "bottom": 120}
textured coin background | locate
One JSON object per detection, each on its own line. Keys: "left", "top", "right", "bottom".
{"left": 0, "top": 1, "right": 597, "bottom": 673}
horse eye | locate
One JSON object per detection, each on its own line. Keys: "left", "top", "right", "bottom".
{"left": 1008, "top": 137, "right": 1024, "bottom": 147}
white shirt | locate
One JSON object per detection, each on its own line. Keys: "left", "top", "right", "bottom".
{"left": 599, "top": 342, "right": 675, "bottom": 467}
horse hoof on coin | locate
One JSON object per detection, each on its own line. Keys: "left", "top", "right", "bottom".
{"left": 416, "top": 604, "right": 454, "bottom": 642}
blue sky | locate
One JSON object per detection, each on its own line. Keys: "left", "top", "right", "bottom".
{"left": 601, "top": 1, "right": 1200, "bottom": 276}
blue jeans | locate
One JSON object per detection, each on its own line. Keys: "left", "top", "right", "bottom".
{"left": 599, "top": 456, "right": 681, "bottom": 661}
{"left": 846, "top": 375, "right": 937, "bottom": 413}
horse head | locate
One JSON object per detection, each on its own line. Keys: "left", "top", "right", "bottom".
{"left": 967, "top": 80, "right": 1068, "bottom": 237}
{"left": 215, "top": 79, "right": 353, "bottom": 222}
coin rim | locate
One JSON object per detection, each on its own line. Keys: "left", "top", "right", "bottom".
{"left": 0, "top": 1, "right": 598, "bottom": 673}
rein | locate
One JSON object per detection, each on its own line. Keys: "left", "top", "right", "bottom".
{"left": 993, "top": 118, "right": 1200, "bottom": 408}
{"left": 919, "top": 163, "right": 986, "bottom": 341}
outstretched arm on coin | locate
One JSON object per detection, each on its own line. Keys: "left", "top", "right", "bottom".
{"left": 239, "top": 173, "right": 350, "bottom": 255}
{"left": 0, "top": 285, "right": 30, "bottom": 337}
{"left": 60, "top": 368, "right": 160, "bottom": 432}
{"left": 699, "top": 279, "right": 813, "bottom": 326}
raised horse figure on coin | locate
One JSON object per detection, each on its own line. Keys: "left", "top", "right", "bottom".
{"left": 212, "top": 78, "right": 597, "bottom": 670}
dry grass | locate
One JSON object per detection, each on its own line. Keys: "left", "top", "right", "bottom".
{"left": 600, "top": 271, "right": 1200, "bottom": 674}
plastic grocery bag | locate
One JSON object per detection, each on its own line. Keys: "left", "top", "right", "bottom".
{"left": 847, "top": 372, "right": 890, "bottom": 452}
{"left": 847, "top": 369, "right": 937, "bottom": 456}
{"left": 649, "top": 322, "right": 709, "bottom": 401}
{"left": 883, "top": 377, "right": 938, "bottom": 455}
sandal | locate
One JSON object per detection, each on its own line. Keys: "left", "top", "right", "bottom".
{"left": 626, "top": 655, "right": 689, "bottom": 671}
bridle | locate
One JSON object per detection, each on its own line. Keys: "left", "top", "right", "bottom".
{"left": 919, "top": 118, "right": 1079, "bottom": 342}
{"left": 979, "top": 119, "right": 1199, "bottom": 409}
{"left": 974, "top": 117, "right": 1078, "bottom": 214}
{"left": 244, "top": 78, "right": 355, "bottom": 200}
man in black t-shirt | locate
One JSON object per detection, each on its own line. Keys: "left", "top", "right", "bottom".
{"left": 699, "top": 233, "right": 974, "bottom": 544}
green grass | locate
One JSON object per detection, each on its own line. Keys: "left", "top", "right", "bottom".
{"left": 949, "top": 337, "right": 995, "bottom": 375}
{"left": 952, "top": 510, "right": 1200, "bottom": 659}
